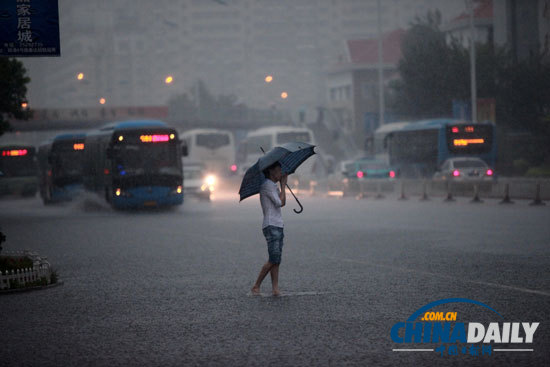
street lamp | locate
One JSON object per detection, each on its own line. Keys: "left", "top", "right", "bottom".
{"left": 77, "top": 72, "right": 84, "bottom": 80}
{"left": 465, "top": 0, "right": 477, "bottom": 122}
{"left": 377, "top": 0, "right": 385, "bottom": 126}
{"left": 280, "top": 92, "right": 288, "bottom": 99}
{"left": 265, "top": 75, "right": 273, "bottom": 83}
{"left": 99, "top": 97, "right": 106, "bottom": 105}
{"left": 165, "top": 75, "right": 174, "bottom": 84}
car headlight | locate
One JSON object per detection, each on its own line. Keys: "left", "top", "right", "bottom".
{"left": 200, "top": 175, "right": 216, "bottom": 192}
{"left": 205, "top": 174, "right": 216, "bottom": 186}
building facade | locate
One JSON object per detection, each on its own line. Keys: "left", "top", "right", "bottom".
{"left": 21, "top": 0, "right": 462, "bottom": 122}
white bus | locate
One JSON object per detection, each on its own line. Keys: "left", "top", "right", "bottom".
{"left": 180, "top": 129, "right": 237, "bottom": 175}
{"left": 372, "top": 121, "right": 410, "bottom": 164}
{"left": 242, "top": 125, "right": 318, "bottom": 178}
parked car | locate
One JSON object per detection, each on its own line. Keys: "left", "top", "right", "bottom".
{"left": 183, "top": 164, "right": 216, "bottom": 201}
{"left": 433, "top": 157, "right": 494, "bottom": 181}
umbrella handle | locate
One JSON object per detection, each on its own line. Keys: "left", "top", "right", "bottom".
{"left": 286, "top": 184, "right": 303, "bottom": 214}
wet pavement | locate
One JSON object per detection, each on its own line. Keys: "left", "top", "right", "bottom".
{"left": 1, "top": 191, "right": 549, "bottom": 366}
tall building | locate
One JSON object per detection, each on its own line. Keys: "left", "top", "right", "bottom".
{"left": 493, "top": 0, "right": 550, "bottom": 62}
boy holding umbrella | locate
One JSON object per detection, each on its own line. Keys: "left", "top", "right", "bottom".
{"left": 251, "top": 162, "right": 287, "bottom": 296}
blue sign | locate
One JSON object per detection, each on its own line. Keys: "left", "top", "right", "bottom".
{"left": 0, "top": 0, "right": 60, "bottom": 57}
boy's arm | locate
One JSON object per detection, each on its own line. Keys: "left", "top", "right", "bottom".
{"left": 279, "top": 174, "right": 287, "bottom": 207}
{"left": 262, "top": 183, "right": 283, "bottom": 207}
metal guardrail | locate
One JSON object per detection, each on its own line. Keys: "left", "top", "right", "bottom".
{"left": 302, "top": 177, "right": 550, "bottom": 203}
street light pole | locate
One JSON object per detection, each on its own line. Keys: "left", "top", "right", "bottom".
{"left": 377, "top": 0, "right": 385, "bottom": 127}
{"left": 467, "top": 0, "right": 477, "bottom": 122}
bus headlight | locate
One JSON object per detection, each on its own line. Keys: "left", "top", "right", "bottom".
{"left": 115, "top": 188, "right": 133, "bottom": 197}
{"left": 171, "top": 185, "right": 183, "bottom": 195}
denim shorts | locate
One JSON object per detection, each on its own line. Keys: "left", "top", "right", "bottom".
{"left": 262, "top": 225, "right": 284, "bottom": 265}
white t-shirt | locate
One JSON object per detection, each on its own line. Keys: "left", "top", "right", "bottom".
{"left": 260, "top": 179, "right": 283, "bottom": 229}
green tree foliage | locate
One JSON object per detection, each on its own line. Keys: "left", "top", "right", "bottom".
{"left": 496, "top": 53, "right": 550, "bottom": 134}
{"left": 0, "top": 58, "right": 31, "bottom": 136}
{"left": 496, "top": 54, "right": 550, "bottom": 166}
{"left": 389, "top": 11, "right": 465, "bottom": 118}
{"left": 390, "top": 11, "right": 550, "bottom": 159}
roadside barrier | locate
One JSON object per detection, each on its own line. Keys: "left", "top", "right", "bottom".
{"left": 356, "top": 180, "right": 367, "bottom": 199}
{"left": 530, "top": 182, "right": 546, "bottom": 206}
{"left": 375, "top": 181, "right": 384, "bottom": 199}
{"left": 319, "top": 177, "right": 549, "bottom": 204}
{"left": 470, "top": 184, "right": 483, "bottom": 203}
{"left": 420, "top": 180, "right": 429, "bottom": 201}
{"left": 309, "top": 180, "right": 318, "bottom": 196}
{"left": 444, "top": 181, "right": 455, "bottom": 202}
{"left": 398, "top": 181, "right": 408, "bottom": 200}
{"left": 499, "top": 183, "right": 514, "bottom": 204}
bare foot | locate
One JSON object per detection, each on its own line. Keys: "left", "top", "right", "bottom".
{"left": 251, "top": 286, "right": 260, "bottom": 295}
{"left": 272, "top": 289, "right": 281, "bottom": 296}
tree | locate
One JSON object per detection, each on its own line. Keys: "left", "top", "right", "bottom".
{"left": 390, "top": 11, "right": 549, "bottom": 129}
{"left": 496, "top": 53, "right": 550, "bottom": 133}
{"left": 389, "top": 10, "right": 466, "bottom": 118}
{"left": 495, "top": 53, "right": 550, "bottom": 166}
{"left": 0, "top": 58, "right": 31, "bottom": 136}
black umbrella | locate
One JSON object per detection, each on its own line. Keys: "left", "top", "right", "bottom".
{"left": 238, "top": 142, "right": 316, "bottom": 213}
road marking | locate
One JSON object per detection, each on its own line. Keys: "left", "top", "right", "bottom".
{"left": 326, "top": 256, "right": 550, "bottom": 297}
{"left": 248, "top": 291, "right": 331, "bottom": 298}
{"left": 493, "top": 349, "right": 534, "bottom": 352}
{"left": 184, "top": 232, "right": 244, "bottom": 245}
{"left": 392, "top": 349, "right": 434, "bottom": 352}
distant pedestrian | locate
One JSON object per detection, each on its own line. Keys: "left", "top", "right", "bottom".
{"left": 251, "top": 162, "right": 287, "bottom": 296}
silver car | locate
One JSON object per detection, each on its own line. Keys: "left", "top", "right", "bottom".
{"left": 433, "top": 157, "right": 494, "bottom": 181}
{"left": 183, "top": 164, "right": 216, "bottom": 200}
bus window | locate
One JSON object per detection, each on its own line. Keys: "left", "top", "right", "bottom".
{"left": 277, "top": 132, "right": 311, "bottom": 144}
{"left": 246, "top": 135, "right": 272, "bottom": 153}
{"left": 196, "top": 133, "right": 230, "bottom": 150}
{"left": 114, "top": 141, "right": 178, "bottom": 174}
{"left": 390, "top": 130, "right": 438, "bottom": 165}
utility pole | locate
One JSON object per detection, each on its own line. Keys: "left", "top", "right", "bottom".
{"left": 467, "top": 0, "right": 477, "bottom": 122}
{"left": 377, "top": 0, "right": 385, "bottom": 127}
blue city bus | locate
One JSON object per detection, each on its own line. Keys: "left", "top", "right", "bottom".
{"left": 83, "top": 120, "right": 185, "bottom": 209}
{"left": 0, "top": 145, "right": 38, "bottom": 197}
{"left": 37, "top": 133, "right": 86, "bottom": 204}
{"left": 388, "top": 119, "right": 496, "bottom": 177}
